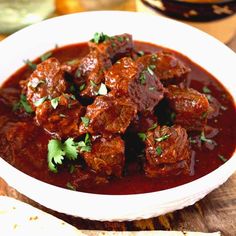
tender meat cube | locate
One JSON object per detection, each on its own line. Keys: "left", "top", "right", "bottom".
{"left": 166, "top": 85, "right": 210, "bottom": 131}
{"left": 145, "top": 125, "right": 190, "bottom": 177}
{"left": 129, "top": 112, "right": 158, "bottom": 133}
{"left": 35, "top": 94, "right": 85, "bottom": 138}
{"left": 79, "top": 95, "right": 137, "bottom": 135}
{"left": 137, "top": 51, "right": 191, "bottom": 86}
{"left": 89, "top": 33, "right": 133, "bottom": 62}
{"left": 105, "top": 57, "right": 164, "bottom": 112}
{"left": 82, "top": 135, "right": 125, "bottom": 177}
{"left": 65, "top": 50, "right": 112, "bottom": 98}
{"left": 0, "top": 122, "right": 48, "bottom": 170}
{"left": 23, "top": 57, "right": 68, "bottom": 110}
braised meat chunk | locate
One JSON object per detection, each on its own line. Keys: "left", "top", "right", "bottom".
{"left": 22, "top": 57, "right": 68, "bottom": 110}
{"left": 105, "top": 57, "right": 164, "bottom": 112}
{"left": 71, "top": 49, "right": 112, "bottom": 98}
{"left": 166, "top": 85, "right": 210, "bottom": 131}
{"left": 0, "top": 122, "right": 48, "bottom": 170}
{"left": 35, "top": 94, "right": 85, "bottom": 138}
{"left": 82, "top": 135, "right": 125, "bottom": 177}
{"left": 144, "top": 125, "right": 190, "bottom": 177}
{"left": 89, "top": 33, "right": 133, "bottom": 62}
{"left": 137, "top": 51, "right": 190, "bottom": 86}
{"left": 79, "top": 95, "right": 137, "bottom": 134}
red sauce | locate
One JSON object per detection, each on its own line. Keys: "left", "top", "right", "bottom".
{"left": 0, "top": 42, "right": 235, "bottom": 195}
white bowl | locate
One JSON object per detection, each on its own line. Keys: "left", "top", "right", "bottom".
{"left": 0, "top": 11, "right": 235, "bottom": 221}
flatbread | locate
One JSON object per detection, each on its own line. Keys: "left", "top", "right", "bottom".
{"left": 0, "top": 196, "right": 220, "bottom": 236}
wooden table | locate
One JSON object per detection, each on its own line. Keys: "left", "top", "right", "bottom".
{"left": 0, "top": 1, "right": 236, "bottom": 235}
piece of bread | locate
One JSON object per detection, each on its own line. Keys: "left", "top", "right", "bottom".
{"left": 0, "top": 196, "right": 220, "bottom": 236}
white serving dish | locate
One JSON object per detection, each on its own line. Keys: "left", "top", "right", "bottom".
{"left": 0, "top": 11, "right": 235, "bottom": 221}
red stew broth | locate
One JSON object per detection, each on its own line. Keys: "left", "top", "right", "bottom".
{"left": 0, "top": 41, "right": 235, "bottom": 195}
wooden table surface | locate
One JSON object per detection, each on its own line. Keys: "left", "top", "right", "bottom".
{"left": 0, "top": 1, "right": 235, "bottom": 235}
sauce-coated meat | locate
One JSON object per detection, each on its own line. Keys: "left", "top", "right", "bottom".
{"left": 35, "top": 94, "right": 85, "bottom": 138}
{"left": 79, "top": 95, "right": 137, "bottom": 134}
{"left": 71, "top": 49, "right": 112, "bottom": 98}
{"left": 82, "top": 135, "right": 125, "bottom": 177}
{"left": 89, "top": 33, "right": 133, "bottom": 62}
{"left": 145, "top": 125, "right": 190, "bottom": 177}
{"left": 105, "top": 57, "right": 164, "bottom": 112}
{"left": 22, "top": 57, "right": 68, "bottom": 109}
{"left": 137, "top": 51, "right": 190, "bottom": 86}
{"left": 166, "top": 85, "right": 210, "bottom": 131}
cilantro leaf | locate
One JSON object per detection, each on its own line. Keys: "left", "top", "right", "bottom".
{"left": 47, "top": 138, "right": 80, "bottom": 172}
{"left": 24, "top": 59, "right": 37, "bottom": 70}
{"left": 13, "top": 94, "right": 33, "bottom": 113}
{"left": 34, "top": 96, "right": 47, "bottom": 107}
{"left": 78, "top": 133, "right": 91, "bottom": 153}
{"left": 81, "top": 117, "right": 90, "bottom": 127}
{"left": 90, "top": 32, "right": 110, "bottom": 44}
{"left": 98, "top": 83, "right": 108, "bottom": 95}
{"left": 63, "top": 138, "right": 79, "bottom": 160}
{"left": 40, "top": 51, "right": 52, "bottom": 62}
{"left": 138, "top": 133, "right": 147, "bottom": 141}
{"left": 155, "top": 134, "right": 171, "bottom": 142}
{"left": 51, "top": 97, "right": 60, "bottom": 109}
{"left": 156, "top": 146, "right": 162, "bottom": 155}
{"left": 48, "top": 139, "right": 65, "bottom": 173}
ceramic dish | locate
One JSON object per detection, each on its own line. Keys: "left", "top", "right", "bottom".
{"left": 0, "top": 11, "right": 235, "bottom": 221}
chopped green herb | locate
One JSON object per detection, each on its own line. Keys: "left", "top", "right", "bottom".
{"left": 24, "top": 59, "right": 37, "bottom": 70}
{"left": 149, "top": 64, "right": 156, "bottom": 70}
{"left": 70, "top": 84, "right": 76, "bottom": 93}
{"left": 220, "top": 105, "right": 227, "bottom": 111}
{"left": 147, "top": 66, "right": 154, "bottom": 75}
{"left": 40, "top": 51, "right": 52, "bottom": 62}
{"left": 140, "top": 73, "right": 146, "bottom": 85}
{"left": 149, "top": 86, "right": 155, "bottom": 91}
{"left": 90, "top": 32, "right": 110, "bottom": 44}
{"left": 47, "top": 138, "right": 80, "bottom": 173}
{"left": 78, "top": 133, "right": 92, "bottom": 153}
{"left": 206, "top": 94, "right": 212, "bottom": 102}
{"left": 70, "top": 94, "right": 76, "bottom": 100}
{"left": 148, "top": 123, "right": 158, "bottom": 131}
{"left": 138, "top": 133, "right": 147, "bottom": 141}
{"left": 50, "top": 97, "right": 60, "bottom": 109}
{"left": 75, "top": 68, "right": 81, "bottom": 78}
{"left": 81, "top": 116, "right": 90, "bottom": 127}
{"left": 137, "top": 51, "right": 144, "bottom": 56}
{"left": 98, "top": 83, "right": 108, "bottom": 95}
{"left": 201, "top": 111, "right": 208, "bottom": 119}
{"left": 111, "top": 42, "right": 116, "bottom": 48}
{"left": 13, "top": 94, "right": 34, "bottom": 113}
{"left": 66, "top": 182, "right": 76, "bottom": 191}
{"left": 155, "top": 134, "right": 171, "bottom": 142}
{"left": 90, "top": 80, "right": 97, "bottom": 87}
{"left": 63, "top": 138, "right": 79, "bottom": 160}
{"left": 48, "top": 139, "right": 65, "bottom": 173}
{"left": 200, "top": 131, "right": 213, "bottom": 143}
{"left": 79, "top": 83, "right": 86, "bottom": 91}
{"left": 189, "top": 137, "right": 197, "bottom": 144}
{"left": 151, "top": 54, "right": 158, "bottom": 61}
{"left": 170, "top": 112, "right": 176, "bottom": 121}
{"left": 117, "top": 36, "right": 124, "bottom": 42}
{"left": 202, "top": 86, "right": 211, "bottom": 94}
{"left": 67, "top": 59, "right": 79, "bottom": 65}
{"left": 34, "top": 96, "right": 47, "bottom": 107}
{"left": 156, "top": 146, "right": 162, "bottom": 155}
{"left": 218, "top": 154, "right": 227, "bottom": 163}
